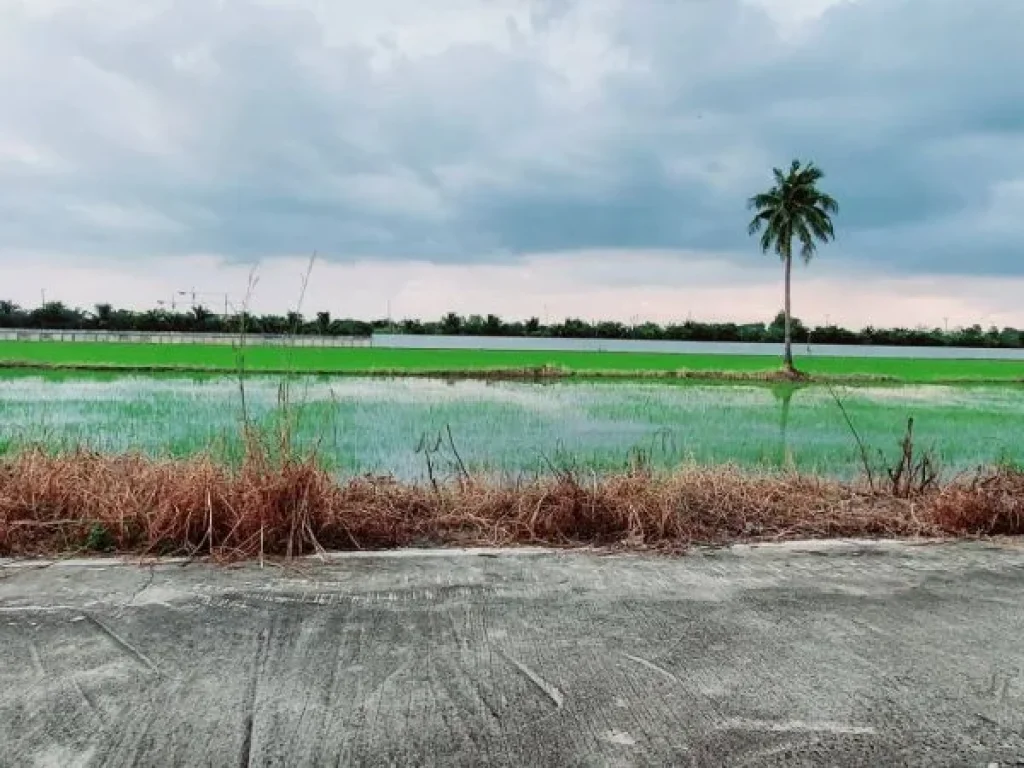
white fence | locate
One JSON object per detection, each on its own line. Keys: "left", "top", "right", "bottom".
{"left": 0, "top": 329, "right": 372, "bottom": 348}
{"left": 373, "top": 334, "right": 1024, "bottom": 360}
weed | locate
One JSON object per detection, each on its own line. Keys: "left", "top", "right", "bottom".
{"left": 84, "top": 523, "right": 115, "bottom": 552}
{"left": 884, "top": 417, "right": 939, "bottom": 498}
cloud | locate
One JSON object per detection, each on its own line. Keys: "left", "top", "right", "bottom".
{"left": 0, "top": 0, "right": 1023, "bottom": 321}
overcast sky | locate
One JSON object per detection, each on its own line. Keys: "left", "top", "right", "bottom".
{"left": 2, "top": 0, "right": 1022, "bottom": 327}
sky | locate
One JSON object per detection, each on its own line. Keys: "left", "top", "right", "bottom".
{"left": 1, "top": 0, "right": 1023, "bottom": 329}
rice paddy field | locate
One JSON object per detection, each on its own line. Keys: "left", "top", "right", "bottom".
{"left": 1, "top": 369, "right": 1022, "bottom": 481}
{"left": 1, "top": 340, "right": 1024, "bottom": 382}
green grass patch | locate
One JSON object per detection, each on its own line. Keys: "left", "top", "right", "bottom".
{"left": 0, "top": 340, "right": 1022, "bottom": 383}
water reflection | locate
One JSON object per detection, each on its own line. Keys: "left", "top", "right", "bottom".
{"left": 769, "top": 383, "right": 807, "bottom": 470}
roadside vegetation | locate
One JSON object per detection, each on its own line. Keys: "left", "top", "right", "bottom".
{"left": 1, "top": 440, "right": 1021, "bottom": 559}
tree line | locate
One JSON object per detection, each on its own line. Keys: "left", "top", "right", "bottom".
{"left": 1, "top": 300, "right": 1020, "bottom": 349}
{"left": 0, "top": 301, "right": 374, "bottom": 338}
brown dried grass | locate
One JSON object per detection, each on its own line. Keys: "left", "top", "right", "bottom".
{"left": 1, "top": 449, "right": 1021, "bottom": 559}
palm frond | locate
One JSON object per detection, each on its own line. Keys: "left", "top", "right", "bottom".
{"left": 803, "top": 208, "right": 835, "bottom": 242}
{"left": 747, "top": 191, "right": 781, "bottom": 211}
{"left": 747, "top": 208, "right": 774, "bottom": 235}
{"left": 748, "top": 158, "right": 838, "bottom": 262}
{"left": 815, "top": 192, "right": 839, "bottom": 215}
{"left": 794, "top": 220, "right": 817, "bottom": 263}
{"left": 794, "top": 163, "right": 823, "bottom": 184}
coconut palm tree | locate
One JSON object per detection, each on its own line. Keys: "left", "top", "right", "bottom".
{"left": 747, "top": 160, "right": 838, "bottom": 373}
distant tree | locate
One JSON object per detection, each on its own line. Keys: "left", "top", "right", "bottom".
{"left": 998, "top": 327, "right": 1023, "bottom": 348}
{"left": 633, "top": 321, "right": 663, "bottom": 341}
{"left": 440, "top": 312, "right": 462, "bottom": 335}
{"left": 191, "top": 305, "right": 213, "bottom": 324}
{"left": 483, "top": 314, "right": 503, "bottom": 335}
{"left": 0, "top": 300, "right": 23, "bottom": 329}
{"left": 30, "top": 301, "right": 82, "bottom": 329}
{"left": 955, "top": 324, "right": 985, "bottom": 348}
{"left": 555, "top": 318, "right": 590, "bottom": 338}
{"left": 768, "top": 311, "right": 808, "bottom": 344}
{"left": 738, "top": 323, "right": 768, "bottom": 343}
{"left": 748, "top": 160, "right": 838, "bottom": 373}
{"left": 463, "top": 314, "right": 486, "bottom": 335}
{"left": 316, "top": 311, "right": 331, "bottom": 334}
{"left": 94, "top": 303, "right": 113, "bottom": 328}
{"left": 595, "top": 320, "right": 627, "bottom": 339}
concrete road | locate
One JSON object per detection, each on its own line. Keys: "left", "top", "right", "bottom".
{"left": 2, "top": 541, "right": 1023, "bottom": 767}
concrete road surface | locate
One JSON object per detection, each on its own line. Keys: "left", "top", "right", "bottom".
{"left": 2, "top": 540, "right": 1023, "bottom": 767}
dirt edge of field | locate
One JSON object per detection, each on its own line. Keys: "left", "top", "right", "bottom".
{"left": 4, "top": 357, "right": 1023, "bottom": 385}
{"left": 1, "top": 450, "right": 1021, "bottom": 560}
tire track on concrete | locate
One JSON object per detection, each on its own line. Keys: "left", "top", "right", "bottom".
{"left": 28, "top": 638, "right": 45, "bottom": 679}
{"left": 69, "top": 676, "right": 106, "bottom": 728}
{"left": 561, "top": 595, "right": 639, "bottom": 761}
{"left": 430, "top": 650, "right": 503, "bottom": 764}
{"left": 330, "top": 612, "right": 370, "bottom": 768}
{"left": 579, "top": 585, "right": 704, "bottom": 763}
{"left": 1, "top": 621, "right": 113, "bottom": 762}
{"left": 238, "top": 625, "right": 269, "bottom": 768}
{"left": 498, "top": 651, "right": 564, "bottom": 709}
{"left": 398, "top": 618, "right": 427, "bottom": 767}
{"left": 621, "top": 651, "right": 682, "bottom": 684}
{"left": 615, "top": 590, "right": 750, "bottom": 764}
{"left": 499, "top": 599, "right": 556, "bottom": 768}
{"left": 597, "top": 599, "right": 694, "bottom": 759}
{"left": 83, "top": 613, "right": 161, "bottom": 677}
{"left": 91, "top": 600, "right": 271, "bottom": 766}
{"left": 423, "top": 601, "right": 499, "bottom": 765}
{"left": 475, "top": 595, "right": 517, "bottom": 766}
{"left": 349, "top": 607, "right": 415, "bottom": 765}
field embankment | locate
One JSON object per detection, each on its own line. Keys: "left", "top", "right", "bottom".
{"left": 1, "top": 340, "right": 1023, "bottom": 383}
{"left": 1, "top": 449, "right": 1021, "bottom": 559}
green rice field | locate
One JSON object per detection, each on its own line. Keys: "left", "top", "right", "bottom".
{"left": 1, "top": 340, "right": 1023, "bottom": 382}
{"left": 1, "top": 370, "right": 1021, "bottom": 480}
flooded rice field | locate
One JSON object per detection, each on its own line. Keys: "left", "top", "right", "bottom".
{"left": 1, "top": 372, "right": 1021, "bottom": 480}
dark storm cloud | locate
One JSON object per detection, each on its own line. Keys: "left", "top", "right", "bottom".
{"left": 0, "top": 0, "right": 1022, "bottom": 276}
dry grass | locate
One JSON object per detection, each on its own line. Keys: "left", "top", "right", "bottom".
{"left": 1, "top": 449, "right": 1020, "bottom": 560}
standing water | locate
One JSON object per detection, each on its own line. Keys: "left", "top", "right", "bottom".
{"left": 0, "top": 372, "right": 1021, "bottom": 480}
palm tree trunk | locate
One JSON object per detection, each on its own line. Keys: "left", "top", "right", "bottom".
{"left": 782, "top": 245, "right": 794, "bottom": 372}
